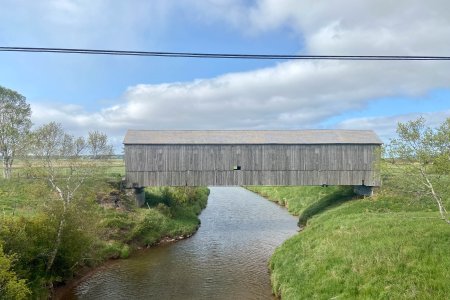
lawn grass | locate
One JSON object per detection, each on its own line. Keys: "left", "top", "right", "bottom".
{"left": 248, "top": 186, "right": 450, "bottom": 299}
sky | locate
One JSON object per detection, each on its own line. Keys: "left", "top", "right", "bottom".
{"left": 1, "top": 0, "right": 450, "bottom": 151}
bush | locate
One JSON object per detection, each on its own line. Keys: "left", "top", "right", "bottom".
{"left": 0, "top": 199, "right": 100, "bottom": 296}
{"left": 100, "top": 212, "right": 135, "bottom": 230}
{"left": 119, "top": 244, "right": 131, "bottom": 259}
{"left": 99, "top": 241, "right": 122, "bottom": 259}
{"left": 0, "top": 215, "right": 55, "bottom": 295}
{"left": 0, "top": 245, "right": 31, "bottom": 300}
{"left": 131, "top": 209, "right": 168, "bottom": 245}
{"left": 155, "top": 203, "right": 172, "bottom": 217}
{"left": 145, "top": 187, "right": 209, "bottom": 210}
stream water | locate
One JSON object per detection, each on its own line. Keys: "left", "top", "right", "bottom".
{"left": 64, "top": 187, "right": 298, "bottom": 300}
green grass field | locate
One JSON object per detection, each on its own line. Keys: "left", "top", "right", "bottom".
{"left": 0, "top": 179, "right": 50, "bottom": 216}
{"left": 0, "top": 158, "right": 125, "bottom": 180}
{"left": 248, "top": 187, "right": 450, "bottom": 299}
{"left": 0, "top": 158, "right": 125, "bottom": 217}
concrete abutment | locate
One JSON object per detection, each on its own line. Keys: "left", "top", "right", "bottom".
{"left": 353, "top": 185, "right": 374, "bottom": 197}
{"left": 133, "top": 187, "right": 146, "bottom": 207}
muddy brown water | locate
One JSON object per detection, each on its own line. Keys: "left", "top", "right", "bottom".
{"left": 63, "top": 187, "right": 298, "bottom": 300}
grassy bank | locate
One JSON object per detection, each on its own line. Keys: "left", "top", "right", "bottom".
{"left": 249, "top": 186, "right": 450, "bottom": 299}
{"left": 0, "top": 178, "right": 208, "bottom": 298}
{"left": 246, "top": 186, "right": 355, "bottom": 225}
{"left": 102, "top": 186, "right": 208, "bottom": 251}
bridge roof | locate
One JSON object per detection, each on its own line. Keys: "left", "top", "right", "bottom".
{"left": 124, "top": 130, "right": 382, "bottom": 145}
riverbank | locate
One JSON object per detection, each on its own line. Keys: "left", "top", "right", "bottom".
{"left": 60, "top": 187, "right": 299, "bottom": 299}
{"left": 248, "top": 186, "right": 450, "bottom": 299}
{"left": 246, "top": 186, "right": 355, "bottom": 226}
{"left": 100, "top": 186, "right": 209, "bottom": 255}
{"left": 55, "top": 186, "right": 209, "bottom": 299}
{"left": 0, "top": 178, "right": 208, "bottom": 299}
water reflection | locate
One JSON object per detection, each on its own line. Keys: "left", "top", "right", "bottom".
{"left": 67, "top": 187, "right": 298, "bottom": 300}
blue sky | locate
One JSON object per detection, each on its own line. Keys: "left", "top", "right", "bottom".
{"left": 1, "top": 0, "right": 450, "bottom": 150}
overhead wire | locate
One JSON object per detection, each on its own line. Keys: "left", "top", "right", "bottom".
{"left": 0, "top": 46, "right": 450, "bottom": 61}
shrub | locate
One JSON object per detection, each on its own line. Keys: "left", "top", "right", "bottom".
{"left": 119, "top": 244, "right": 131, "bottom": 259}
{"left": 131, "top": 209, "right": 168, "bottom": 245}
{"left": 0, "top": 245, "right": 31, "bottom": 300}
{"left": 155, "top": 203, "right": 172, "bottom": 217}
{"left": 99, "top": 241, "right": 122, "bottom": 259}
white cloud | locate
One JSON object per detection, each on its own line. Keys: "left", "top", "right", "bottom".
{"left": 14, "top": 1, "right": 450, "bottom": 150}
{"left": 337, "top": 110, "right": 450, "bottom": 142}
{"left": 0, "top": 0, "right": 174, "bottom": 48}
{"left": 31, "top": 58, "right": 450, "bottom": 150}
{"left": 190, "top": 0, "right": 450, "bottom": 55}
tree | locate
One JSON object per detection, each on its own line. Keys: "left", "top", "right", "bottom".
{"left": 0, "top": 86, "right": 32, "bottom": 179}
{"left": 387, "top": 117, "right": 450, "bottom": 224}
{"left": 31, "top": 122, "right": 113, "bottom": 272}
{"left": 88, "top": 130, "right": 113, "bottom": 159}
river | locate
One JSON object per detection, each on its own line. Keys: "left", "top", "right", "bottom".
{"left": 64, "top": 187, "right": 298, "bottom": 300}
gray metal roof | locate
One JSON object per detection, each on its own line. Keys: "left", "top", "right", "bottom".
{"left": 123, "top": 130, "right": 383, "bottom": 145}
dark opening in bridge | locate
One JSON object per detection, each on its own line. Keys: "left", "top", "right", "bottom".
{"left": 233, "top": 165, "right": 241, "bottom": 170}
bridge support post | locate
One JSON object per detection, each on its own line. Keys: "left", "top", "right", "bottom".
{"left": 134, "top": 187, "right": 146, "bottom": 207}
{"left": 354, "top": 185, "right": 374, "bottom": 197}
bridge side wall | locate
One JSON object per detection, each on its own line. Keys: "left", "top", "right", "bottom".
{"left": 124, "top": 144, "right": 381, "bottom": 187}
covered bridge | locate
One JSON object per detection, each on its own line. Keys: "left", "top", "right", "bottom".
{"left": 123, "top": 130, "right": 382, "bottom": 190}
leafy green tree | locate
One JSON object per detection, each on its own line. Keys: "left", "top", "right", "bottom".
{"left": 0, "top": 245, "right": 30, "bottom": 300}
{"left": 31, "top": 122, "right": 113, "bottom": 272}
{"left": 0, "top": 86, "right": 32, "bottom": 179}
{"left": 387, "top": 117, "right": 450, "bottom": 224}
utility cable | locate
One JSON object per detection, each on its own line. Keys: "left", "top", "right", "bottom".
{"left": 1, "top": 46, "right": 449, "bottom": 61}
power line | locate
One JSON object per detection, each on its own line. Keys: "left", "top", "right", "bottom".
{"left": 0, "top": 46, "right": 450, "bottom": 61}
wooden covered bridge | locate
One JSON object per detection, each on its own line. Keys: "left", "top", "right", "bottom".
{"left": 123, "top": 130, "right": 382, "bottom": 202}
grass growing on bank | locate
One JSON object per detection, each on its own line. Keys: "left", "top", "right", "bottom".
{"left": 102, "top": 187, "right": 209, "bottom": 248}
{"left": 247, "top": 186, "right": 355, "bottom": 225}
{"left": 0, "top": 177, "right": 208, "bottom": 298}
{"left": 249, "top": 187, "right": 450, "bottom": 299}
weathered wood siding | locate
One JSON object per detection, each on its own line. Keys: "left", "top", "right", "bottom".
{"left": 124, "top": 144, "right": 381, "bottom": 187}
